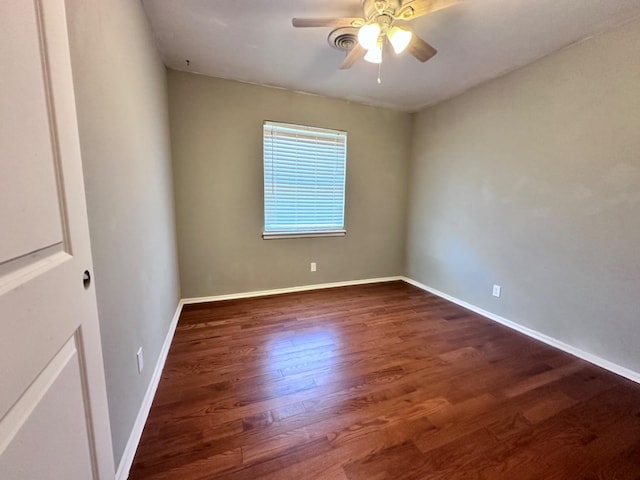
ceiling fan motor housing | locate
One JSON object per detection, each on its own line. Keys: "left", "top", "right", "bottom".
{"left": 362, "top": 0, "right": 402, "bottom": 20}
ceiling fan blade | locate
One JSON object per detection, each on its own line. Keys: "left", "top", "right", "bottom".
{"left": 292, "top": 17, "right": 365, "bottom": 28}
{"left": 339, "top": 43, "right": 366, "bottom": 70}
{"left": 397, "top": 0, "right": 461, "bottom": 20}
{"left": 407, "top": 34, "right": 437, "bottom": 62}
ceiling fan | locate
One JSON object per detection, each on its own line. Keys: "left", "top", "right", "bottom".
{"left": 292, "top": 0, "right": 461, "bottom": 70}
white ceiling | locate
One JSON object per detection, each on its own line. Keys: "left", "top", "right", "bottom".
{"left": 142, "top": 0, "right": 640, "bottom": 112}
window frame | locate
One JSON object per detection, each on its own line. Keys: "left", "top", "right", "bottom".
{"left": 262, "top": 120, "right": 347, "bottom": 240}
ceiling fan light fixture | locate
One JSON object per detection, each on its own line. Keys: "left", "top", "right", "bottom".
{"left": 363, "top": 40, "right": 383, "bottom": 64}
{"left": 388, "top": 26, "right": 412, "bottom": 54}
{"left": 358, "top": 23, "right": 381, "bottom": 50}
{"left": 292, "top": 0, "right": 456, "bottom": 69}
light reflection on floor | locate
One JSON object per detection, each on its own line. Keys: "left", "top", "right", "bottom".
{"left": 261, "top": 327, "right": 340, "bottom": 405}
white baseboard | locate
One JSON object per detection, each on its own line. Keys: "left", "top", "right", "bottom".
{"left": 401, "top": 276, "right": 640, "bottom": 384}
{"left": 115, "top": 300, "right": 184, "bottom": 480}
{"left": 182, "top": 276, "right": 403, "bottom": 304}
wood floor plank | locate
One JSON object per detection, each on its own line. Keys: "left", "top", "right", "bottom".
{"left": 129, "top": 281, "right": 640, "bottom": 479}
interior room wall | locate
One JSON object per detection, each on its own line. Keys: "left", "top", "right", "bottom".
{"left": 66, "top": 0, "right": 181, "bottom": 467}
{"left": 168, "top": 70, "right": 412, "bottom": 298}
{"left": 406, "top": 17, "right": 640, "bottom": 373}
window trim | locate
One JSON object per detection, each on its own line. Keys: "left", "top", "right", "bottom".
{"left": 262, "top": 120, "right": 347, "bottom": 239}
{"left": 262, "top": 230, "right": 346, "bottom": 240}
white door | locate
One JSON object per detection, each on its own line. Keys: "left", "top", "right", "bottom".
{"left": 0, "top": 0, "right": 114, "bottom": 479}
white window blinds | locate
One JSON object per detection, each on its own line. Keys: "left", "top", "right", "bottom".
{"left": 263, "top": 121, "right": 347, "bottom": 238}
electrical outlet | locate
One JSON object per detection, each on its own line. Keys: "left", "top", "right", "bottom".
{"left": 136, "top": 347, "right": 144, "bottom": 374}
{"left": 310, "top": 262, "right": 317, "bottom": 272}
{"left": 492, "top": 284, "right": 501, "bottom": 298}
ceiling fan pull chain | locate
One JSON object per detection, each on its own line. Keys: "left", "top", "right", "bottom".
{"left": 377, "top": 39, "right": 383, "bottom": 84}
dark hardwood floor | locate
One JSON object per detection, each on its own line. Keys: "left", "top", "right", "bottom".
{"left": 129, "top": 281, "right": 640, "bottom": 479}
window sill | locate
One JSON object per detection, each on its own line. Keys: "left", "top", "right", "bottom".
{"left": 262, "top": 230, "right": 346, "bottom": 240}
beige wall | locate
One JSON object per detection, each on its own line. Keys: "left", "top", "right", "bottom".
{"left": 169, "top": 71, "right": 411, "bottom": 297}
{"left": 407, "top": 18, "right": 640, "bottom": 372}
{"left": 66, "top": 0, "right": 180, "bottom": 467}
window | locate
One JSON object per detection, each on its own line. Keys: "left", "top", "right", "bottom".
{"left": 263, "top": 121, "right": 347, "bottom": 239}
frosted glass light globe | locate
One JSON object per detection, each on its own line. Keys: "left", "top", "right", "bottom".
{"left": 358, "top": 23, "right": 381, "bottom": 50}
{"left": 388, "top": 26, "right": 412, "bottom": 54}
